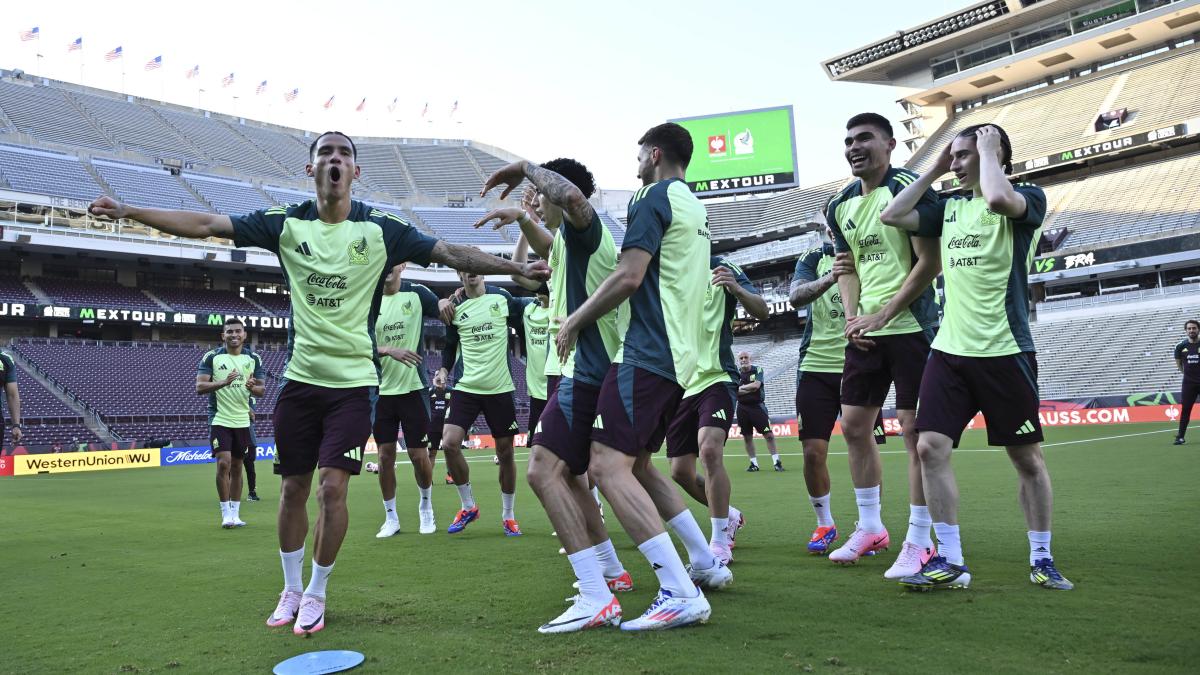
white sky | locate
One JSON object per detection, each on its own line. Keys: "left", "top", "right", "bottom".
{"left": 1, "top": 0, "right": 965, "bottom": 192}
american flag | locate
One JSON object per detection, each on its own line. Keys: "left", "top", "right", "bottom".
{"left": 284, "top": 88, "right": 299, "bottom": 103}
{"left": 323, "top": 95, "right": 335, "bottom": 109}
{"left": 185, "top": 64, "right": 199, "bottom": 79}
{"left": 144, "top": 56, "right": 162, "bottom": 71}
{"left": 255, "top": 80, "right": 268, "bottom": 95}
{"left": 104, "top": 46, "right": 122, "bottom": 62}
{"left": 20, "top": 27, "right": 40, "bottom": 41}
{"left": 355, "top": 97, "right": 366, "bottom": 113}
{"left": 450, "top": 100, "right": 458, "bottom": 116}
{"left": 421, "top": 102, "right": 428, "bottom": 117}
{"left": 387, "top": 97, "right": 398, "bottom": 114}
{"left": 221, "top": 72, "right": 234, "bottom": 87}
{"left": 67, "top": 37, "right": 82, "bottom": 52}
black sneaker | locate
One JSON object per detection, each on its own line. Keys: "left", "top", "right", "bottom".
{"left": 900, "top": 556, "right": 972, "bottom": 590}
{"left": 746, "top": 462, "right": 760, "bottom": 472}
{"left": 774, "top": 460, "right": 785, "bottom": 472}
{"left": 1174, "top": 437, "right": 1186, "bottom": 446}
{"left": 247, "top": 491, "right": 260, "bottom": 502}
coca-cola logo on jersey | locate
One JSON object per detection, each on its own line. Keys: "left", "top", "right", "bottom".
{"left": 947, "top": 234, "right": 982, "bottom": 250}
{"left": 306, "top": 273, "right": 348, "bottom": 289}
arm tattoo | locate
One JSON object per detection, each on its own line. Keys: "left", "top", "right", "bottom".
{"left": 789, "top": 273, "right": 836, "bottom": 308}
{"left": 523, "top": 162, "right": 595, "bottom": 227}
{"left": 432, "top": 241, "right": 519, "bottom": 276}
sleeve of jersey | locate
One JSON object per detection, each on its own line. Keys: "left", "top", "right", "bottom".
{"left": 383, "top": 218, "right": 439, "bottom": 268}
{"left": 230, "top": 208, "right": 285, "bottom": 253}
{"left": 1175, "top": 342, "right": 1186, "bottom": 360}
{"left": 622, "top": 184, "right": 671, "bottom": 255}
{"left": 2, "top": 354, "right": 16, "bottom": 383}
{"left": 915, "top": 198, "right": 948, "bottom": 238}
{"left": 563, "top": 211, "right": 603, "bottom": 255}
{"left": 1011, "top": 184, "right": 1048, "bottom": 229}
{"left": 727, "top": 262, "right": 757, "bottom": 296}
{"left": 441, "top": 325, "right": 459, "bottom": 370}
{"left": 825, "top": 199, "right": 851, "bottom": 253}
{"left": 415, "top": 284, "right": 440, "bottom": 318}
{"left": 197, "top": 352, "right": 214, "bottom": 376}
{"left": 251, "top": 353, "right": 265, "bottom": 379}
{"left": 794, "top": 249, "right": 820, "bottom": 284}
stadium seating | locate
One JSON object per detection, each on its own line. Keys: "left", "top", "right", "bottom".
{"left": 156, "top": 108, "right": 287, "bottom": 178}
{"left": 399, "top": 145, "right": 484, "bottom": 195}
{"left": 357, "top": 144, "right": 415, "bottom": 199}
{"left": 0, "top": 80, "right": 114, "bottom": 151}
{"left": 34, "top": 277, "right": 158, "bottom": 308}
{"left": 0, "top": 274, "right": 39, "bottom": 304}
{"left": 0, "top": 144, "right": 104, "bottom": 203}
{"left": 412, "top": 207, "right": 511, "bottom": 246}
{"left": 70, "top": 90, "right": 207, "bottom": 164}
{"left": 149, "top": 287, "right": 268, "bottom": 315}
{"left": 182, "top": 173, "right": 273, "bottom": 216}
{"left": 93, "top": 160, "right": 208, "bottom": 212}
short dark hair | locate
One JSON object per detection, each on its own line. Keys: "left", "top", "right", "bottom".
{"left": 309, "top": 131, "right": 357, "bottom": 161}
{"left": 1186, "top": 319, "right": 1200, "bottom": 330}
{"left": 846, "top": 112, "right": 893, "bottom": 139}
{"left": 638, "top": 122, "right": 694, "bottom": 169}
{"left": 224, "top": 317, "right": 244, "bottom": 327}
{"left": 541, "top": 158, "right": 596, "bottom": 198}
{"left": 958, "top": 123, "right": 1013, "bottom": 174}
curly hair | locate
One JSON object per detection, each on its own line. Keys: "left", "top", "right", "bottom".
{"left": 540, "top": 158, "right": 597, "bottom": 198}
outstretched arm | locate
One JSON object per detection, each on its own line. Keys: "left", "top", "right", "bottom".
{"left": 89, "top": 196, "right": 233, "bottom": 239}
{"left": 482, "top": 161, "right": 595, "bottom": 232}
{"left": 428, "top": 241, "right": 549, "bottom": 282}
{"left": 509, "top": 233, "right": 545, "bottom": 291}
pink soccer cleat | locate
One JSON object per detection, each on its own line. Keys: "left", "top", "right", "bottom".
{"left": 828, "top": 524, "right": 890, "bottom": 565}
{"left": 293, "top": 595, "right": 326, "bottom": 635}
{"left": 266, "top": 590, "right": 302, "bottom": 627}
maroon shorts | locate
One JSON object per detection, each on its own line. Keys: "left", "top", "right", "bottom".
{"left": 532, "top": 378, "right": 600, "bottom": 475}
{"left": 916, "top": 350, "right": 1043, "bottom": 447}
{"left": 841, "top": 329, "right": 932, "bottom": 410}
{"left": 735, "top": 401, "right": 771, "bottom": 437}
{"left": 372, "top": 389, "right": 431, "bottom": 448}
{"left": 796, "top": 371, "right": 886, "bottom": 444}
{"left": 273, "top": 381, "right": 375, "bottom": 476}
{"left": 546, "top": 375, "right": 562, "bottom": 399}
{"left": 210, "top": 425, "right": 252, "bottom": 459}
{"left": 445, "top": 389, "right": 519, "bottom": 439}
{"left": 526, "top": 396, "right": 547, "bottom": 448}
{"left": 666, "top": 382, "right": 736, "bottom": 458}
{"left": 592, "top": 363, "right": 684, "bottom": 457}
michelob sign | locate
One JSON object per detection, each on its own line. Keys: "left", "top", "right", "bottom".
{"left": 671, "top": 106, "right": 799, "bottom": 197}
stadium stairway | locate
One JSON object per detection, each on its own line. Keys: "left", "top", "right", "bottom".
{"left": 141, "top": 288, "right": 177, "bottom": 312}
{"left": 81, "top": 160, "right": 116, "bottom": 205}
{"left": 179, "top": 178, "right": 215, "bottom": 214}
{"left": 21, "top": 278, "right": 52, "bottom": 305}
{"left": 8, "top": 347, "right": 117, "bottom": 443}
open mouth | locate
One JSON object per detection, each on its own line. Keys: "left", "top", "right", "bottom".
{"left": 848, "top": 153, "right": 868, "bottom": 169}
{"left": 329, "top": 166, "right": 342, "bottom": 183}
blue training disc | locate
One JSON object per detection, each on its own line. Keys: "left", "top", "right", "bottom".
{"left": 273, "top": 650, "right": 365, "bottom": 675}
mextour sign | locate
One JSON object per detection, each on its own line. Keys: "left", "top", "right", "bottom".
{"left": 671, "top": 106, "right": 799, "bottom": 198}
{"left": 0, "top": 302, "right": 290, "bottom": 330}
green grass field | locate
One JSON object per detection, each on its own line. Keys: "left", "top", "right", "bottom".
{"left": 3, "top": 422, "right": 1198, "bottom": 674}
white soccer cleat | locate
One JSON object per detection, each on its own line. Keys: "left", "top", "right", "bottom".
{"left": 418, "top": 510, "right": 436, "bottom": 535}
{"left": 266, "top": 590, "right": 302, "bottom": 627}
{"left": 537, "top": 594, "right": 622, "bottom": 634}
{"left": 687, "top": 559, "right": 733, "bottom": 590}
{"left": 727, "top": 506, "right": 745, "bottom": 547}
{"left": 620, "top": 588, "right": 711, "bottom": 631}
{"left": 710, "top": 541, "right": 733, "bottom": 566}
{"left": 221, "top": 516, "right": 236, "bottom": 529}
{"left": 884, "top": 541, "right": 936, "bottom": 580}
{"left": 232, "top": 517, "right": 247, "bottom": 528}
{"left": 376, "top": 519, "right": 401, "bottom": 538}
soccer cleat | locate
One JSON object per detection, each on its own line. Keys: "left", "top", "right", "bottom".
{"left": 774, "top": 460, "right": 785, "bottom": 472}
{"left": 247, "top": 491, "right": 260, "bottom": 502}
{"left": 687, "top": 559, "right": 733, "bottom": 590}
{"left": 620, "top": 588, "right": 711, "bottom": 631}
{"left": 710, "top": 541, "right": 733, "bottom": 566}
{"left": 900, "top": 556, "right": 972, "bottom": 590}
{"left": 444, "top": 473, "right": 454, "bottom": 485}
{"left": 828, "top": 524, "right": 890, "bottom": 564}
{"left": 447, "top": 506, "right": 480, "bottom": 534}
{"left": 418, "top": 510, "right": 436, "bottom": 535}
{"left": 232, "top": 517, "right": 247, "bottom": 528}
{"left": 293, "top": 595, "right": 326, "bottom": 635}
{"left": 884, "top": 541, "right": 937, "bottom": 579}
{"left": 266, "top": 590, "right": 302, "bottom": 627}
{"left": 1174, "top": 437, "right": 1186, "bottom": 446}
{"left": 807, "top": 525, "right": 839, "bottom": 555}
{"left": 537, "top": 594, "right": 621, "bottom": 634}
{"left": 1030, "top": 558, "right": 1074, "bottom": 590}
{"left": 572, "top": 570, "right": 635, "bottom": 593}
{"left": 503, "top": 519, "right": 523, "bottom": 536}
{"left": 221, "top": 515, "right": 235, "bottom": 529}
{"left": 376, "top": 519, "right": 401, "bottom": 538}
{"left": 727, "top": 506, "right": 745, "bottom": 548}
{"left": 746, "top": 462, "right": 760, "bottom": 472}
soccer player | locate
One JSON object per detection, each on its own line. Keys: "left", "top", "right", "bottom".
{"left": 555, "top": 123, "right": 722, "bottom": 631}
{"left": 825, "top": 113, "right": 942, "bottom": 579}
{"left": 428, "top": 375, "right": 450, "bottom": 469}
{"left": 436, "top": 273, "right": 528, "bottom": 536}
{"left": 1173, "top": 319, "right": 1200, "bottom": 445}
{"left": 880, "top": 123, "right": 1072, "bottom": 591}
{"left": 665, "top": 258, "right": 767, "bottom": 565}
{"left": 518, "top": 287, "right": 552, "bottom": 441}
{"left": 88, "top": 130, "right": 548, "bottom": 636}
{"left": 373, "top": 262, "right": 441, "bottom": 537}
{"left": 0, "top": 348, "right": 21, "bottom": 452}
{"left": 245, "top": 399, "right": 260, "bottom": 501}
{"left": 735, "top": 352, "right": 781, "bottom": 471}
{"left": 476, "top": 157, "right": 632, "bottom": 633}
{"left": 197, "top": 318, "right": 265, "bottom": 529}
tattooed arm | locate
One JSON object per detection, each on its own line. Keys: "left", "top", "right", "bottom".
{"left": 481, "top": 160, "right": 595, "bottom": 232}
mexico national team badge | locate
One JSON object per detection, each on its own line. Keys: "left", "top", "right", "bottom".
{"left": 348, "top": 238, "right": 369, "bottom": 265}
{"left": 490, "top": 302, "right": 503, "bottom": 318}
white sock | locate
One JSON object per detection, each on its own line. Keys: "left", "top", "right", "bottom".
{"left": 854, "top": 486, "right": 883, "bottom": 532}
{"left": 305, "top": 559, "right": 334, "bottom": 598}
{"left": 501, "top": 492, "right": 515, "bottom": 521}
{"left": 280, "top": 548, "right": 304, "bottom": 592}
{"left": 567, "top": 548, "right": 612, "bottom": 602}
{"left": 749, "top": 456, "right": 759, "bottom": 467}
{"left": 711, "top": 517, "right": 730, "bottom": 546}
{"left": 418, "top": 487, "right": 432, "bottom": 511}
{"left": 906, "top": 505, "right": 933, "bottom": 549}
{"left": 771, "top": 452, "right": 781, "bottom": 463}
{"left": 231, "top": 501, "right": 240, "bottom": 518}
{"left": 383, "top": 498, "right": 398, "bottom": 522}
{"left": 591, "top": 485, "right": 601, "bottom": 507}
{"left": 220, "top": 501, "right": 230, "bottom": 519}
{"left": 1029, "top": 530, "right": 1052, "bottom": 565}
{"left": 810, "top": 493, "right": 834, "bottom": 528}
{"left": 934, "top": 523, "right": 963, "bottom": 566}
{"left": 593, "top": 539, "right": 625, "bottom": 579}
{"left": 666, "top": 510, "right": 717, "bottom": 570}
{"left": 456, "top": 483, "right": 475, "bottom": 510}
{"left": 637, "top": 532, "right": 698, "bottom": 598}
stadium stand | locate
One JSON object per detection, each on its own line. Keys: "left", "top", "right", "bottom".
{"left": 34, "top": 277, "right": 158, "bottom": 308}
{"left": 148, "top": 287, "right": 267, "bottom": 315}
{"left": 412, "top": 207, "right": 511, "bottom": 246}
{"left": 357, "top": 144, "right": 415, "bottom": 199}
{"left": 92, "top": 160, "right": 208, "bottom": 211}
{"left": 0, "top": 80, "right": 114, "bottom": 151}
{"left": 156, "top": 108, "right": 287, "bottom": 178}
{"left": 182, "top": 173, "right": 274, "bottom": 216}
{"left": 0, "top": 274, "right": 39, "bottom": 304}
{"left": 71, "top": 90, "right": 207, "bottom": 164}
{"left": 399, "top": 145, "right": 484, "bottom": 195}
{"left": 0, "top": 144, "right": 104, "bottom": 202}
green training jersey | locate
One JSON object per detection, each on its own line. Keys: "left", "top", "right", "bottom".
{"left": 375, "top": 281, "right": 440, "bottom": 396}
{"left": 199, "top": 347, "right": 264, "bottom": 429}
{"left": 443, "top": 288, "right": 523, "bottom": 395}
{"left": 686, "top": 257, "right": 757, "bottom": 397}
{"left": 916, "top": 183, "right": 1047, "bottom": 357}
{"left": 793, "top": 245, "right": 846, "bottom": 373}
{"left": 0, "top": 350, "right": 15, "bottom": 410}
{"left": 617, "top": 178, "right": 710, "bottom": 386}
{"left": 826, "top": 167, "right": 939, "bottom": 336}
{"left": 521, "top": 298, "right": 551, "bottom": 400}
{"left": 231, "top": 200, "right": 437, "bottom": 389}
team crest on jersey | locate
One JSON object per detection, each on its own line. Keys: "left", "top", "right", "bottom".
{"left": 348, "top": 237, "right": 369, "bottom": 265}
{"left": 490, "top": 302, "right": 503, "bottom": 318}
{"left": 403, "top": 300, "right": 413, "bottom": 312}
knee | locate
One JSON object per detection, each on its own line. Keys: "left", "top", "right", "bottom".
{"left": 316, "top": 480, "right": 347, "bottom": 507}
{"left": 669, "top": 462, "right": 692, "bottom": 486}
{"left": 842, "top": 423, "right": 871, "bottom": 444}
{"left": 378, "top": 444, "right": 396, "bottom": 462}
{"left": 1010, "top": 449, "right": 1046, "bottom": 479}
{"left": 699, "top": 446, "right": 724, "bottom": 474}
{"left": 916, "top": 437, "right": 950, "bottom": 466}
{"left": 280, "top": 480, "right": 306, "bottom": 504}
{"left": 526, "top": 454, "right": 552, "bottom": 491}
{"left": 802, "top": 444, "right": 827, "bottom": 466}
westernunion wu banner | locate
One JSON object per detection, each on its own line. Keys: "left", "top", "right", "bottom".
{"left": 14, "top": 448, "right": 162, "bottom": 476}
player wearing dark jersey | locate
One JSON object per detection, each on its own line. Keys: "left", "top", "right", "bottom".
{"left": 825, "top": 113, "right": 941, "bottom": 578}
{"left": 1173, "top": 320, "right": 1200, "bottom": 444}
{"left": 517, "top": 291, "right": 552, "bottom": 443}
{"left": 476, "top": 157, "right": 631, "bottom": 634}
{"left": 372, "top": 263, "right": 441, "bottom": 537}
{"left": 0, "top": 349, "right": 21, "bottom": 452}
{"left": 882, "top": 123, "right": 1072, "bottom": 591}
{"left": 88, "top": 131, "right": 548, "bottom": 636}
{"left": 735, "top": 354, "right": 781, "bottom": 471}
{"left": 197, "top": 318, "right": 265, "bottom": 529}
{"left": 245, "top": 400, "right": 260, "bottom": 501}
